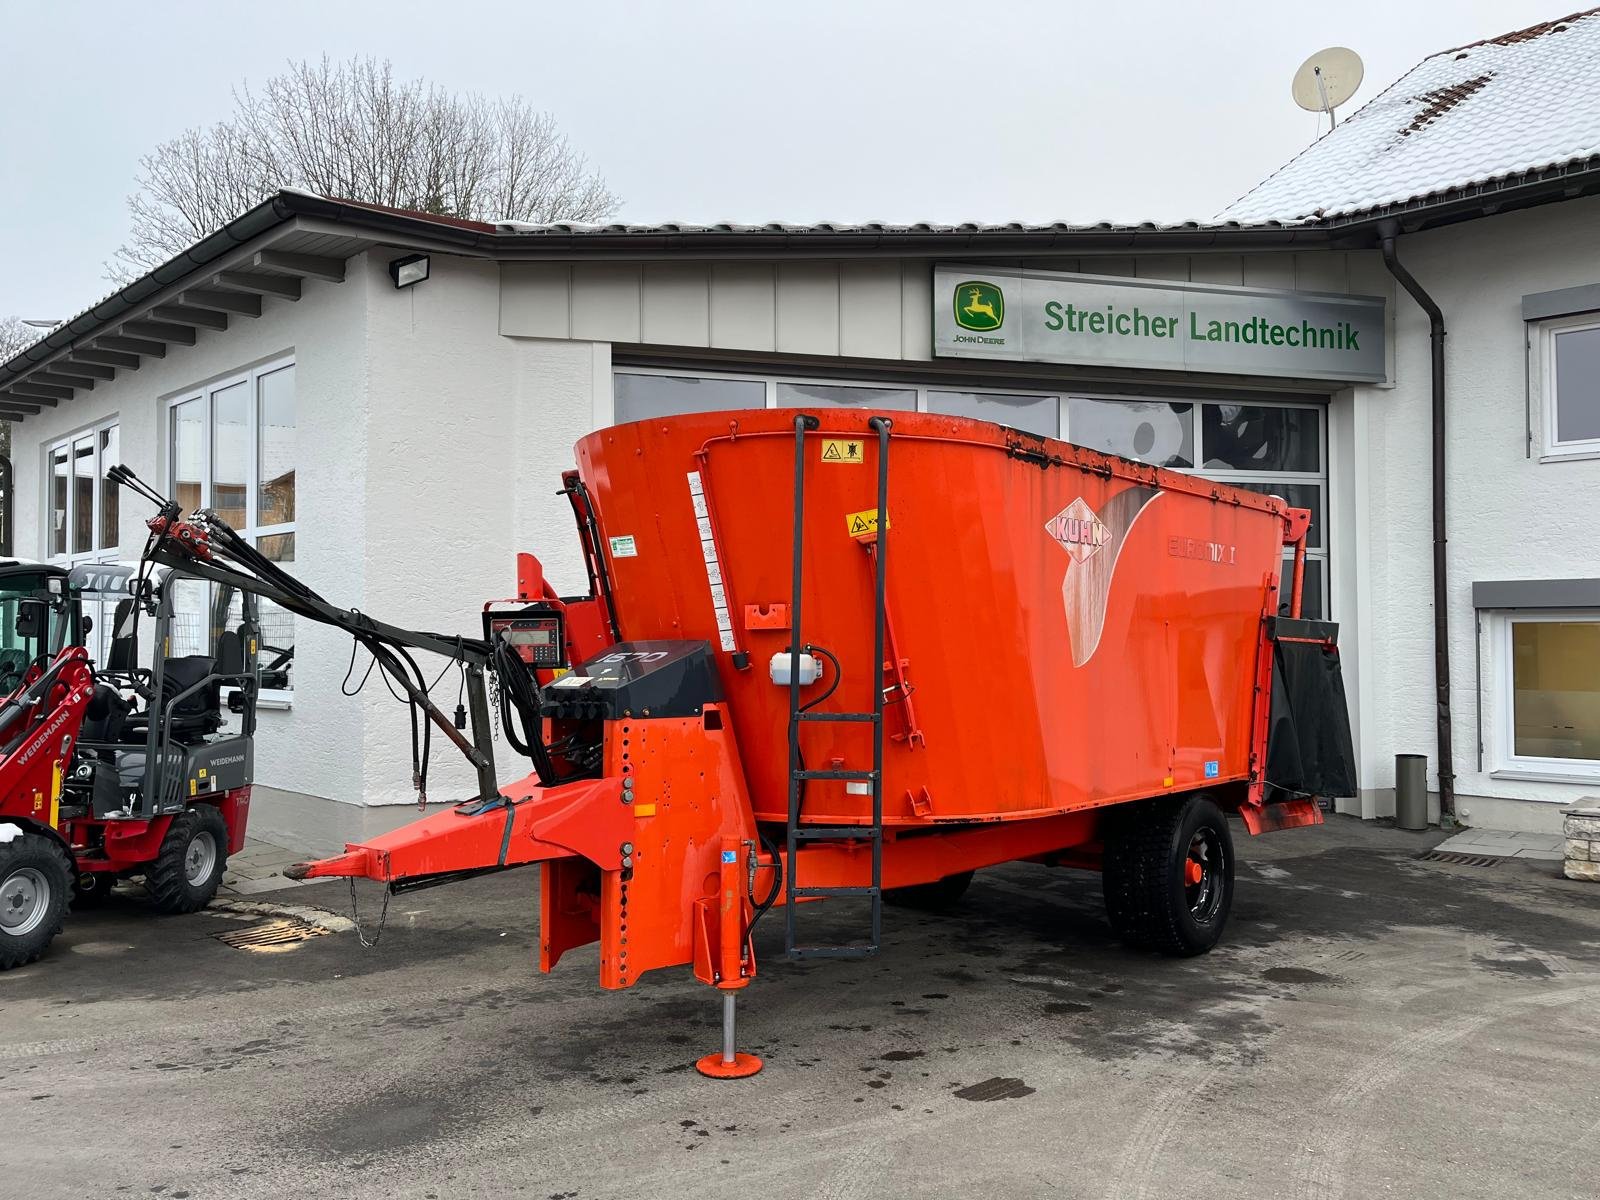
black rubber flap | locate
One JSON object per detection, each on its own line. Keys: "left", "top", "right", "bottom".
{"left": 1265, "top": 623, "right": 1358, "bottom": 801}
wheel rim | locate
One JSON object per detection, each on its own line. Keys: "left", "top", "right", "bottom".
{"left": 1, "top": 867, "right": 51, "bottom": 937}
{"left": 1184, "top": 828, "right": 1226, "bottom": 925}
{"left": 184, "top": 831, "right": 218, "bottom": 886}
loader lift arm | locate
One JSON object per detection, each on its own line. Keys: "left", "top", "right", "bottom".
{"left": 108, "top": 466, "right": 502, "bottom": 806}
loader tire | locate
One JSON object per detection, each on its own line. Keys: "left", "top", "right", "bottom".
{"left": 146, "top": 806, "right": 229, "bottom": 915}
{"left": 1102, "top": 794, "right": 1233, "bottom": 957}
{"left": 885, "top": 870, "right": 975, "bottom": 911}
{"left": 0, "top": 831, "right": 73, "bottom": 969}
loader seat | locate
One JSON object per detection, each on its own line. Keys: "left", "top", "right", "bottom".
{"left": 122, "top": 654, "right": 222, "bottom": 742}
{"left": 80, "top": 684, "right": 132, "bottom": 743}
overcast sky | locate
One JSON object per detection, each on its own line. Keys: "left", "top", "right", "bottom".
{"left": 0, "top": 0, "right": 1564, "bottom": 318}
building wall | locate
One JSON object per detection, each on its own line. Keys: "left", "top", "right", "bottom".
{"left": 11, "top": 261, "right": 371, "bottom": 802}
{"left": 1356, "top": 194, "right": 1600, "bottom": 832}
{"left": 357, "top": 253, "right": 612, "bottom": 803}
{"left": 501, "top": 251, "right": 1392, "bottom": 372}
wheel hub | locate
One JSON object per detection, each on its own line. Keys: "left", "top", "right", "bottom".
{"left": 1, "top": 868, "right": 50, "bottom": 937}
{"left": 1184, "top": 829, "right": 1225, "bottom": 925}
{"left": 185, "top": 831, "right": 217, "bottom": 886}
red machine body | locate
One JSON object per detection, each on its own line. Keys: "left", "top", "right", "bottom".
{"left": 0, "top": 644, "right": 250, "bottom": 874}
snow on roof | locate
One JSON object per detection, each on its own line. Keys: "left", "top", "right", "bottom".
{"left": 1221, "top": 8, "right": 1600, "bottom": 222}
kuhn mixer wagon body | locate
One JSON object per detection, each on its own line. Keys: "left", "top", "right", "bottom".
{"left": 284, "top": 408, "right": 1355, "bottom": 1077}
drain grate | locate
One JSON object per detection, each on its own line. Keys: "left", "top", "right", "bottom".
{"left": 215, "top": 917, "right": 330, "bottom": 952}
{"left": 1416, "top": 850, "right": 1502, "bottom": 868}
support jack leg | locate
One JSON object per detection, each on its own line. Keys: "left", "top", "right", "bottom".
{"left": 695, "top": 990, "right": 762, "bottom": 1079}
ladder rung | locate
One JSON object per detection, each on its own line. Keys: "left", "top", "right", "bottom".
{"left": 792, "top": 885, "right": 880, "bottom": 898}
{"left": 790, "top": 825, "right": 882, "bottom": 841}
{"left": 793, "top": 768, "right": 877, "bottom": 781}
{"left": 791, "top": 945, "right": 879, "bottom": 960}
{"left": 797, "top": 711, "right": 880, "bottom": 723}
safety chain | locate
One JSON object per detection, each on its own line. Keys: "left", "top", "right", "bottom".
{"left": 348, "top": 876, "right": 393, "bottom": 948}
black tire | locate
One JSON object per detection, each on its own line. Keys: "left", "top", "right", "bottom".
{"left": 146, "top": 806, "right": 229, "bottom": 915}
{"left": 0, "top": 831, "right": 73, "bottom": 969}
{"left": 884, "top": 870, "right": 975, "bottom": 910}
{"left": 72, "top": 871, "right": 122, "bottom": 908}
{"left": 1102, "top": 794, "right": 1234, "bottom": 957}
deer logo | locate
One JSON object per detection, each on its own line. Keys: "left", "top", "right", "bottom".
{"left": 953, "top": 280, "right": 1004, "bottom": 332}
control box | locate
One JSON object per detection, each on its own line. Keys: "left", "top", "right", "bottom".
{"left": 483, "top": 604, "right": 566, "bottom": 669}
{"left": 541, "top": 640, "right": 721, "bottom": 721}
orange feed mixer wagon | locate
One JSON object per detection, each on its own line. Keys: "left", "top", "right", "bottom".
{"left": 290, "top": 408, "right": 1356, "bottom": 1078}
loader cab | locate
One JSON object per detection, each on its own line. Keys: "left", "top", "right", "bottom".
{"left": 63, "top": 563, "right": 260, "bottom": 821}
{"left": 0, "top": 561, "right": 79, "bottom": 696}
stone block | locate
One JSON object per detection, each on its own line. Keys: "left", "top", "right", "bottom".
{"left": 1564, "top": 815, "right": 1600, "bottom": 839}
{"left": 1563, "top": 859, "right": 1600, "bottom": 883}
{"left": 1567, "top": 839, "right": 1592, "bottom": 862}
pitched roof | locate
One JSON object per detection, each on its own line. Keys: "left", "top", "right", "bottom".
{"left": 1221, "top": 8, "right": 1600, "bottom": 222}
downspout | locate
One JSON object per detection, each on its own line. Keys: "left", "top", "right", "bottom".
{"left": 1378, "top": 220, "right": 1455, "bottom": 822}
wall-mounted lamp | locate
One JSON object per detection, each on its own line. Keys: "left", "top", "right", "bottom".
{"left": 388, "top": 253, "right": 430, "bottom": 289}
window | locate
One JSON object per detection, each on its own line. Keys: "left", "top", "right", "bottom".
{"left": 928, "top": 390, "right": 1058, "bottom": 438}
{"left": 1495, "top": 612, "right": 1600, "bottom": 779}
{"left": 167, "top": 360, "right": 296, "bottom": 691}
{"left": 46, "top": 419, "right": 122, "bottom": 669}
{"left": 614, "top": 373, "right": 763, "bottom": 424}
{"left": 1067, "top": 398, "right": 1193, "bottom": 467}
{"left": 1535, "top": 313, "right": 1600, "bottom": 459}
{"left": 1201, "top": 403, "right": 1319, "bottom": 473}
{"left": 775, "top": 382, "right": 915, "bottom": 411}
{"left": 46, "top": 419, "right": 121, "bottom": 562}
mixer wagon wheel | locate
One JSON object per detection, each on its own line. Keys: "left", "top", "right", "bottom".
{"left": 884, "top": 870, "right": 975, "bottom": 911}
{"left": 1102, "top": 794, "right": 1234, "bottom": 957}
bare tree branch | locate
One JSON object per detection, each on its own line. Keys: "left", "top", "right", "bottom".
{"left": 0, "top": 316, "right": 42, "bottom": 363}
{"left": 110, "top": 56, "right": 619, "bottom": 281}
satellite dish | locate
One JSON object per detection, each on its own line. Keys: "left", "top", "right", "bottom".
{"left": 1292, "top": 47, "right": 1364, "bottom": 128}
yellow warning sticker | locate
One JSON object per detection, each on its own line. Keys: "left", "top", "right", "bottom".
{"left": 634, "top": 803, "right": 658, "bottom": 818}
{"left": 845, "top": 508, "right": 888, "bottom": 539}
{"left": 821, "top": 438, "right": 864, "bottom": 464}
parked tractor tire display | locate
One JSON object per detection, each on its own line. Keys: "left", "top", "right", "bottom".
{"left": 0, "top": 831, "right": 73, "bottom": 970}
{"left": 1102, "top": 793, "right": 1235, "bottom": 957}
{"left": 145, "top": 805, "right": 229, "bottom": 915}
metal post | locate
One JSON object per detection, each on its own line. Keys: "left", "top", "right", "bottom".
{"left": 464, "top": 663, "right": 498, "bottom": 801}
{"left": 721, "top": 991, "right": 736, "bottom": 1064}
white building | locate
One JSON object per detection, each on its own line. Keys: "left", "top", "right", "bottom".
{"left": 3, "top": 9, "right": 1598, "bottom": 836}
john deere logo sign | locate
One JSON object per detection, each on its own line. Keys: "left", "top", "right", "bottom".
{"left": 954, "top": 281, "right": 1004, "bottom": 332}
{"left": 934, "top": 263, "right": 1387, "bottom": 383}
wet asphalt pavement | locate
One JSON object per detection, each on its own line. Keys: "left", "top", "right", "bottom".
{"left": 4, "top": 816, "right": 1600, "bottom": 1199}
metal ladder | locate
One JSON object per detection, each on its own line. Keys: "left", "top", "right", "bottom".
{"left": 784, "top": 413, "right": 891, "bottom": 960}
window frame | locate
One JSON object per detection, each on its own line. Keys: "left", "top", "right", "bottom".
{"left": 612, "top": 366, "right": 1330, "bottom": 617}
{"left": 45, "top": 416, "right": 122, "bottom": 566}
{"left": 1534, "top": 311, "right": 1600, "bottom": 462}
{"left": 1491, "top": 608, "right": 1600, "bottom": 785}
{"left": 166, "top": 356, "right": 296, "bottom": 699}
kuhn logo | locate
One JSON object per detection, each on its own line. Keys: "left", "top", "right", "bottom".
{"left": 1046, "top": 498, "right": 1111, "bottom": 563}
